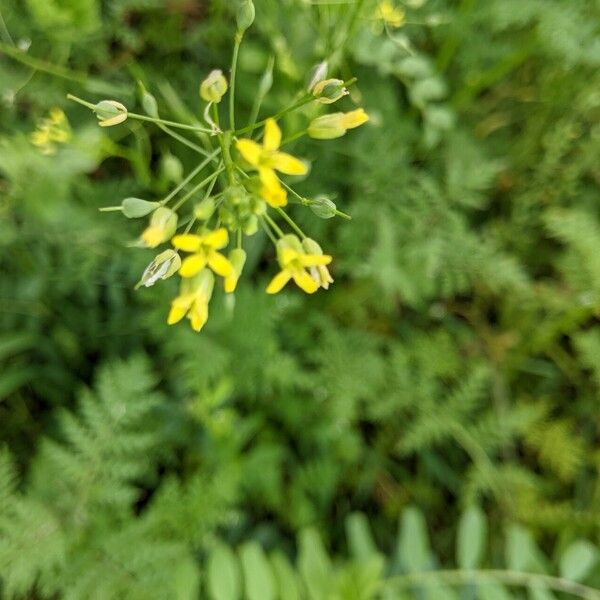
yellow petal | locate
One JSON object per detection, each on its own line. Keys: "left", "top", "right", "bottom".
{"left": 293, "top": 270, "right": 319, "bottom": 294}
{"left": 179, "top": 254, "right": 207, "bottom": 277}
{"left": 141, "top": 225, "right": 164, "bottom": 248}
{"left": 301, "top": 254, "right": 332, "bottom": 267}
{"left": 98, "top": 113, "right": 128, "bottom": 127}
{"left": 263, "top": 118, "right": 281, "bottom": 151}
{"left": 202, "top": 228, "right": 228, "bottom": 249}
{"left": 280, "top": 247, "right": 301, "bottom": 266}
{"left": 207, "top": 252, "right": 234, "bottom": 277}
{"left": 172, "top": 234, "right": 202, "bottom": 252}
{"left": 167, "top": 305, "right": 187, "bottom": 325}
{"left": 224, "top": 273, "right": 239, "bottom": 293}
{"left": 188, "top": 299, "right": 208, "bottom": 332}
{"left": 236, "top": 138, "right": 262, "bottom": 166}
{"left": 341, "top": 108, "right": 369, "bottom": 130}
{"left": 266, "top": 270, "right": 291, "bottom": 294}
{"left": 271, "top": 152, "right": 308, "bottom": 175}
{"left": 259, "top": 168, "right": 287, "bottom": 208}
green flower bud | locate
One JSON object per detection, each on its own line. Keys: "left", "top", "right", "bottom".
{"left": 141, "top": 207, "right": 178, "bottom": 248}
{"left": 94, "top": 100, "right": 128, "bottom": 127}
{"left": 136, "top": 249, "right": 181, "bottom": 289}
{"left": 312, "top": 78, "right": 349, "bottom": 104}
{"left": 121, "top": 197, "right": 160, "bottom": 218}
{"left": 225, "top": 248, "right": 247, "bottom": 293}
{"left": 141, "top": 89, "right": 158, "bottom": 118}
{"left": 200, "top": 70, "right": 228, "bottom": 103}
{"left": 307, "top": 114, "right": 346, "bottom": 140}
{"left": 309, "top": 195, "right": 337, "bottom": 219}
{"left": 236, "top": 0, "right": 255, "bottom": 33}
{"left": 194, "top": 197, "right": 216, "bottom": 220}
{"left": 242, "top": 214, "right": 258, "bottom": 236}
{"left": 160, "top": 153, "right": 183, "bottom": 183}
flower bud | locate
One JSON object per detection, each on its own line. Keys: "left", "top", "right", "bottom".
{"left": 194, "top": 197, "right": 216, "bottom": 220}
{"left": 307, "top": 109, "right": 369, "bottom": 139}
{"left": 302, "top": 238, "right": 334, "bottom": 290}
{"left": 200, "top": 70, "right": 228, "bottom": 103}
{"left": 258, "top": 57, "right": 274, "bottom": 98}
{"left": 122, "top": 197, "right": 160, "bottom": 218}
{"left": 94, "top": 100, "right": 128, "bottom": 127}
{"left": 306, "top": 61, "right": 328, "bottom": 92}
{"left": 224, "top": 248, "right": 247, "bottom": 293}
{"left": 309, "top": 195, "right": 337, "bottom": 219}
{"left": 312, "top": 79, "right": 348, "bottom": 104}
{"left": 242, "top": 214, "right": 258, "bottom": 236}
{"left": 140, "top": 87, "right": 159, "bottom": 118}
{"left": 136, "top": 249, "right": 181, "bottom": 289}
{"left": 236, "top": 0, "right": 255, "bottom": 33}
{"left": 307, "top": 114, "right": 346, "bottom": 140}
{"left": 160, "top": 153, "right": 183, "bottom": 183}
{"left": 141, "top": 207, "right": 178, "bottom": 248}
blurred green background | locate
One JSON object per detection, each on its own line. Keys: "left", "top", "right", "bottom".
{"left": 1, "top": 0, "right": 600, "bottom": 598}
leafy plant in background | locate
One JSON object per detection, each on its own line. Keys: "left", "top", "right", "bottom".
{"left": 1, "top": 0, "right": 600, "bottom": 598}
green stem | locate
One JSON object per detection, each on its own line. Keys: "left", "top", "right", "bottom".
{"left": 160, "top": 150, "right": 220, "bottom": 205}
{"left": 383, "top": 569, "right": 600, "bottom": 600}
{"left": 281, "top": 130, "right": 307, "bottom": 146}
{"left": 260, "top": 217, "right": 278, "bottom": 245}
{"left": 280, "top": 181, "right": 352, "bottom": 220}
{"left": 248, "top": 55, "right": 275, "bottom": 131}
{"left": 158, "top": 124, "right": 214, "bottom": 158}
{"left": 276, "top": 207, "right": 306, "bottom": 239}
{"left": 212, "top": 105, "right": 236, "bottom": 185}
{"left": 172, "top": 168, "right": 224, "bottom": 211}
{"left": 264, "top": 213, "right": 285, "bottom": 238}
{"left": 229, "top": 32, "right": 242, "bottom": 130}
{"left": 1, "top": 43, "right": 128, "bottom": 96}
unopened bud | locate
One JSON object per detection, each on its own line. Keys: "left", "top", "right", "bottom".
{"left": 160, "top": 153, "right": 183, "bottom": 183}
{"left": 194, "top": 196, "right": 216, "bottom": 220}
{"left": 138, "top": 82, "right": 159, "bottom": 118}
{"left": 309, "top": 196, "right": 337, "bottom": 219}
{"left": 141, "top": 207, "right": 178, "bottom": 248}
{"left": 312, "top": 79, "right": 348, "bottom": 104}
{"left": 200, "top": 70, "right": 228, "bottom": 103}
{"left": 136, "top": 249, "right": 181, "bottom": 289}
{"left": 224, "top": 248, "right": 247, "bottom": 293}
{"left": 308, "top": 109, "right": 369, "bottom": 139}
{"left": 121, "top": 197, "right": 160, "bottom": 218}
{"left": 236, "top": 0, "right": 255, "bottom": 33}
{"left": 94, "top": 100, "right": 128, "bottom": 127}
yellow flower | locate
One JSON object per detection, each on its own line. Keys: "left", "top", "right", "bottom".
{"left": 172, "top": 228, "right": 234, "bottom": 278}
{"left": 308, "top": 109, "right": 369, "bottom": 140}
{"left": 167, "top": 269, "right": 214, "bottom": 332}
{"left": 141, "top": 207, "right": 178, "bottom": 248}
{"left": 266, "top": 235, "right": 332, "bottom": 295}
{"left": 302, "top": 238, "right": 334, "bottom": 290}
{"left": 236, "top": 118, "right": 308, "bottom": 208}
{"left": 30, "top": 107, "right": 71, "bottom": 155}
{"left": 224, "top": 248, "right": 247, "bottom": 293}
{"left": 374, "top": 1, "right": 406, "bottom": 28}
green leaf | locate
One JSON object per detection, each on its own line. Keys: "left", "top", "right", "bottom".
{"left": 397, "top": 507, "right": 432, "bottom": 572}
{"left": 239, "top": 541, "right": 276, "bottom": 600}
{"left": 271, "top": 551, "right": 303, "bottom": 600}
{"left": 298, "top": 528, "right": 332, "bottom": 600}
{"left": 346, "top": 513, "right": 381, "bottom": 562}
{"left": 207, "top": 543, "right": 241, "bottom": 600}
{"left": 559, "top": 540, "right": 598, "bottom": 582}
{"left": 457, "top": 505, "right": 487, "bottom": 569}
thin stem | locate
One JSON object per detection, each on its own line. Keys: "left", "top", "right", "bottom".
{"left": 2, "top": 43, "right": 128, "bottom": 96}
{"left": 264, "top": 213, "right": 285, "bottom": 238}
{"left": 383, "top": 569, "right": 600, "bottom": 600}
{"left": 158, "top": 124, "right": 214, "bottom": 158}
{"left": 237, "top": 228, "right": 242, "bottom": 248}
{"left": 160, "top": 150, "right": 220, "bottom": 205}
{"left": 172, "top": 168, "right": 224, "bottom": 211}
{"left": 248, "top": 55, "right": 275, "bottom": 131}
{"left": 276, "top": 207, "right": 306, "bottom": 239}
{"left": 260, "top": 217, "right": 278, "bottom": 245}
{"left": 281, "top": 130, "right": 307, "bottom": 146}
{"left": 229, "top": 32, "right": 242, "bottom": 130}
{"left": 213, "top": 105, "right": 236, "bottom": 185}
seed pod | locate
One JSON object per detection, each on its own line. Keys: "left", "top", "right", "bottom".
{"left": 236, "top": 0, "right": 255, "bottom": 33}
{"left": 121, "top": 197, "right": 160, "bottom": 218}
{"left": 309, "top": 196, "right": 337, "bottom": 219}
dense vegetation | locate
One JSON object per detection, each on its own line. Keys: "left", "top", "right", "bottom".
{"left": 1, "top": 0, "right": 599, "bottom": 598}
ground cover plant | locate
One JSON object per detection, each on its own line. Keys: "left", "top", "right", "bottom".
{"left": 1, "top": 0, "right": 600, "bottom": 598}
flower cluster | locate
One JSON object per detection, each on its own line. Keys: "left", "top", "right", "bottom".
{"left": 30, "top": 108, "right": 71, "bottom": 155}
{"left": 67, "top": 0, "right": 369, "bottom": 333}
